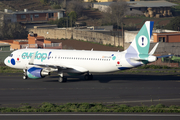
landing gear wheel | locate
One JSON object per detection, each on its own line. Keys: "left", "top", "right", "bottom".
{"left": 89, "top": 74, "right": 93, "bottom": 80}
{"left": 84, "top": 75, "right": 89, "bottom": 80}
{"left": 58, "top": 77, "right": 67, "bottom": 83}
{"left": 23, "top": 75, "right": 27, "bottom": 80}
{"left": 23, "top": 69, "right": 27, "bottom": 80}
{"left": 63, "top": 77, "right": 67, "bottom": 82}
{"left": 84, "top": 74, "right": 93, "bottom": 80}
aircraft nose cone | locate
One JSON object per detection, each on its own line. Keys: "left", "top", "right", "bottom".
{"left": 4, "top": 57, "right": 10, "bottom": 66}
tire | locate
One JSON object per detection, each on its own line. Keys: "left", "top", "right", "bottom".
{"left": 63, "top": 78, "right": 67, "bottom": 82}
{"left": 23, "top": 75, "right": 27, "bottom": 80}
{"left": 58, "top": 77, "right": 63, "bottom": 83}
{"left": 58, "top": 77, "right": 67, "bottom": 83}
{"left": 90, "top": 75, "right": 93, "bottom": 80}
{"left": 84, "top": 75, "right": 89, "bottom": 80}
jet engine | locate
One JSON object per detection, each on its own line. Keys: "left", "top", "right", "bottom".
{"left": 27, "top": 67, "right": 50, "bottom": 79}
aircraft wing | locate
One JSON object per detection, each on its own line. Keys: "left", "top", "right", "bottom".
{"left": 28, "top": 53, "right": 88, "bottom": 73}
{"left": 32, "top": 63, "right": 88, "bottom": 73}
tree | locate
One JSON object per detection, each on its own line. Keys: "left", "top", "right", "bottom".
{"left": 68, "top": 11, "right": 77, "bottom": 27}
{"left": 40, "top": 0, "right": 49, "bottom": 5}
{"left": 66, "top": 0, "right": 84, "bottom": 17}
{"left": 103, "top": 1, "right": 128, "bottom": 29}
{"left": 165, "top": 16, "right": 180, "bottom": 31}
{"left": 0, "top": 22, "right": 28, "bottom": 40}
{"left": 57, "top": 17, "right": 69, "bottom": 27}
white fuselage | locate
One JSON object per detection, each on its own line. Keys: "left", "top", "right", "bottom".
{"left": 4, "top": 48, "right": 140, "bottom": 73}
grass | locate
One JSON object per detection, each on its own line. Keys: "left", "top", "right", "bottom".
{"left": 0, "top": 102, "right": 180, "bottom": 113}
{"left": 0, "top": 66, "right": 22, "bottom": 73}
{"left": 137, "top": 65, "right": 180, "bottom": 69}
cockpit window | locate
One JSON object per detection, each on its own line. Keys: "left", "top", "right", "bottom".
{"left": 9, "top": 54, "right": 13, "bottom": 57}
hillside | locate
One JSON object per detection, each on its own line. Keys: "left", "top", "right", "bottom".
{"left": 0, "top": 0, "right": 174, "bottom": 29}
{"left": 0, "top": 0, "right": 51, "bottom": 11}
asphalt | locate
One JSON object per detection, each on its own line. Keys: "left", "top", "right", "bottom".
{"left": 0, "top": 72, "right": 180, "bottom": 120}
{"left": 0, "top": 114, "right": 180, "bottom": 120}
{"left": 0, "top": 72, "right": 180, "bottom": 106}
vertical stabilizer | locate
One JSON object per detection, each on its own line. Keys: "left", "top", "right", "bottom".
{"left": 126, "top": 21, "right": 154, "bottom": 57}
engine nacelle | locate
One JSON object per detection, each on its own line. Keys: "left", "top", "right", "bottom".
{"left": 27, "top": 67, "right": 50, "bottom": 79}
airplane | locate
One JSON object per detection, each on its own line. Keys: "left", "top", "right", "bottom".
{"left": 4, "top": 21, "right": 167, "bottom": 83}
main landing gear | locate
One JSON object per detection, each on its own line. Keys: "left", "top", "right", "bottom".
{"left": 84, "top": 73, "right": 93, "bottom": 80}
{"left": 23, "top": 69, "right": 28, "bottom": 80}
{"left": 58, "top": 72, "right": 67, "bottom": 83}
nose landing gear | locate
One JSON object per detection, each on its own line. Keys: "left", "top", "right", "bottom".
{"left": 23, "top": 69, "right": 28, "bottom": 80}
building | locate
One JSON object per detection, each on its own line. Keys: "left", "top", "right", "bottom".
{"left": 0, "top": 39, "right": 28, "bottom": 50}
{"left": 0, "top": 43, "right": 10, "bottom": 51}
{"left": 124, "top": 29, "right": 180, "bottom": 43}
{"left": 0, "top": 9, "right": 65, "bottom": 24}
{"left": 93, "top": 1, "right": 177, "bottom": 17}
{"left": 153, "top": 32, "right": 180, "bottom": 43}
{"left": 0, "top": 33, "right": 62, "bottom": 50}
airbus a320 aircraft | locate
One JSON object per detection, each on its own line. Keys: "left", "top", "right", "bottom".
{"left": 4, "top": 21, "right": 167, "bottom": 83}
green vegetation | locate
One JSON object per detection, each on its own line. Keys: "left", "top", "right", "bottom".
{"left": 165, "top": 16, "right": 180, "bottom": 31}
{"left": 137, "top": 65, "right": 173, "bottom": 69}
{"left": 0, "top": 66, "right": 22, "bottom": 73}
{"left": 0, "top": 22, "right": 28, "bottom": 40}
{"left": 0, "top": 102, "right": 180, "bottom": 113}
{"left": 40, "top": 0, "right": 49, "bottom": 5}
{"left": 49, "top": 12, "right": 77, "bottom": 28}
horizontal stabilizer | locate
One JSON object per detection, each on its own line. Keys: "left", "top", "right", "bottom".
{"left": 157, "top": 55, "right": 173, "bottom": 58}
{"left": 130, "top": 58, "right": 146, "bottom": 61}
{"left": 130, "top": 55, "right": 157, "bottom": 63}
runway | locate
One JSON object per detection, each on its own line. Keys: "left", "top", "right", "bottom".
{"left": 0, "top": 72, "right": 180, "bottom": 106}
{"left": 0, "top": 113, "right": 180, "bottom": 120}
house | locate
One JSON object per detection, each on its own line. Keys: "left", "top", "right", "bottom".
{"left": 0, "top": 39, "right": 28, "bottom": 50}
{"left": 0, "top": 9, "right": 65, "bottom": 24}
{"left": 153, "top": 32, "right": 180, "bottom": 43}
{"left": 0, "top": 33, "right": 62, "bottom": 50}
{"left": 124, "top": 29, "right": 180, "bottom": 44}
{"left": 0, "top": 43, "right": 10, "bottom": 51}
{"left": 93, "top": 1, "right": 177, "bottom": 17}
{"left": 124, "top": 29, "right": 180, "bottom": 56}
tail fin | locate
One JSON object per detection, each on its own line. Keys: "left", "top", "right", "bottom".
{"left": 126, "top": 21, "right": 154, "bottom": 56}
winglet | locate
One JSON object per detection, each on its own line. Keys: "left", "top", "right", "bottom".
{"left": 149, "top": 42, "right": 159, "bottom": 55}
{"left": 29, "top": 52, "right": 36, "bottom": 65}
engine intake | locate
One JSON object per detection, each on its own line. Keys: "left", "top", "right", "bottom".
{"left": 27, "top": 67, "right": 50, "bottom": 79}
